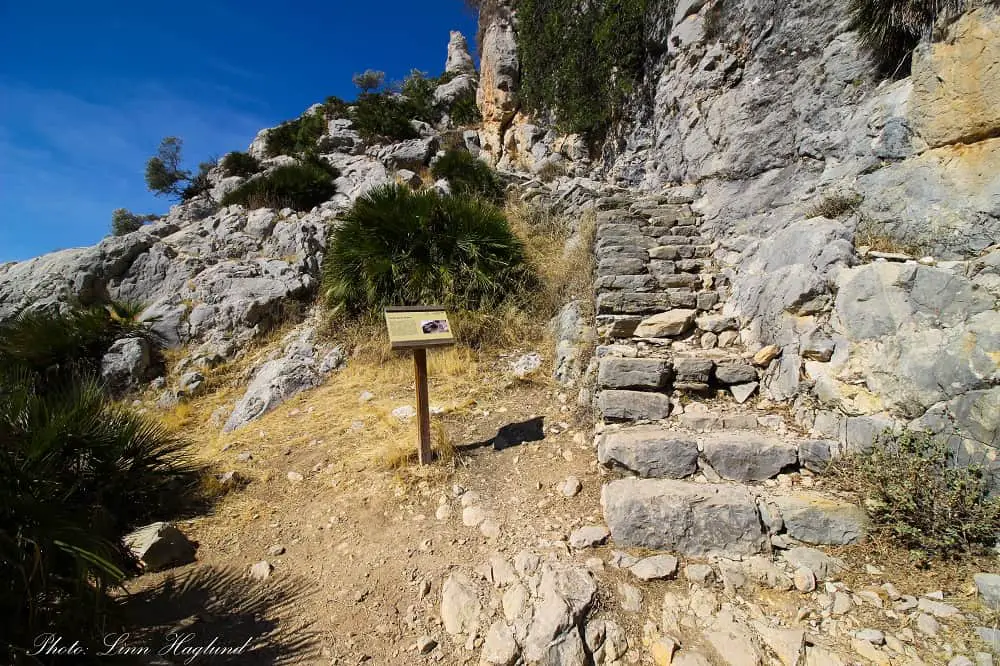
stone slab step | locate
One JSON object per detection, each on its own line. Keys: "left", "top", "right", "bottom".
{"left": 602, "top": 478, "right": 867, "bottom": 556}
{"left": 602, "top": 478, "right": 766, "bottom": 556}
{"left": 597, "top": 426, "right": 699, "bottom": 478}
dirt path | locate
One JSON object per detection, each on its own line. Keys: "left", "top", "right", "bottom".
{"left": 128, "top": 355, "right": 605, "bottom": 665}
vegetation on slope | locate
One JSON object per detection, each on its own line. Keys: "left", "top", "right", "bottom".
{"left": 431, "top": 148, "right": 506, "bottom": 203}
{"left": 830, "top": 428, "right": 1000, "bottom": 559}
{"left": 514, "top": 0, "right": 651, "bottom": 140}
{"left": 0, "top": 306, "right": 206, "bottom": 662}
{"left": 850, "top": 0, "right": 981, "bottom": 75}
{"left": 221, "top": 156, "right": 339, "bottom": 211}
{"left": 323, "top": 184, "right": 536, "bottom": 316}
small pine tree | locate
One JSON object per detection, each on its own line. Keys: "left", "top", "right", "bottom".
{"left": 352, "top": 69, "right": 386, "bottom": 94}
{"left": 144, "top": 136, "right": 191, "bottom": 198}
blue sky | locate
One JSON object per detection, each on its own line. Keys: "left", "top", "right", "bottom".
{"left": 0, "top": 1, "right": 478, "bottom": 262}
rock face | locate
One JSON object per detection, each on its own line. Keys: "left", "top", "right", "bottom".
{"left": 477, "top": 0, "right": 519, "bottom": 164}
{"left": 223, "top": 327, "right": 344, "bottom": 431}
{"left": 910, "top": 8, "right": 1000, "bottom": 148}
{"left": 101, "top": 337, "right": 153, "bottom": 393}
{"left": 444, "top": 30, "right": 476, "bottom": 75}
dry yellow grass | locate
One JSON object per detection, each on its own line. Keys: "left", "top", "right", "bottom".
{"left": 153, "top": 199, "right": 594, "bottom": 474}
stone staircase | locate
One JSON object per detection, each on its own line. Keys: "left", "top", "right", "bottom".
{"left": 587, "top": 188, "right": 867, "bottom": 558}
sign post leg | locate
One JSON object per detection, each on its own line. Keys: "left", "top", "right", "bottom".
{"left": 413, "top": 348, "right": 432, "bottom": 465}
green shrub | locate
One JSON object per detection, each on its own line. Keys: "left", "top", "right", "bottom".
{"left": 401, "top": 70, "right": 442, "bottom": 124}
{"left": 431, "top": 149, "right": 505, "bottom": 203}
{"left": 0, "top": 307, "right": 204, "bottom": 661}
{"left": 447, "top": 87, "right": 482, "bottom": 126}
{"left": 351, "top": 92, "right": 421, "bottom": 143}
{"left": 829, "top": 428, "right": 1000, "bottom": 558}
{"left": 265, "top": 111, "right": 327, "bottom": 158}
{"left": 180, "top": 159, "right": 216, "bottom": 201}
{"left": 516, "top": 0, "right": 649, "bottom": 139}
{"left": 324, "top": 95, "right": 350, "bottom": 119}
{"left": 352, "top": 69, "right": 386, "bottom": 93}
{"left": 221, "top": 157, "right": 339, "bottom": 211}
{"left": 110, "top": 208, "right": 158, "bottom": 236}
{"left": 220, "top": 151, "right": 261, "bottom": 178}
{"left": 323, "top": 184, "right": 536, "bottom": 315}
{"left": 850, "top": 0, "right": 975, "bottom": 75}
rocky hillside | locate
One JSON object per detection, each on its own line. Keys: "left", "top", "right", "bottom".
{"left": 3, "top": 4, "right": 1000, "bottom": 665}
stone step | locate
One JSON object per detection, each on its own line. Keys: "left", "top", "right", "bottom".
{"left": 601, "top": 477, "right": 867, "bottom": 557}
{"left": 594, "top": 275, "right": 658, "bottom": 293}
{"left": 601, "top": 478, "right": 766, "bottom": 556}
{"left": 649, "top": 244, "right": 713, "bottom": 260}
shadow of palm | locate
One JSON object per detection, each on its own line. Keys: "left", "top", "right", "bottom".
{"left": 119, "top": 565, "right": 318, "bottom": 665}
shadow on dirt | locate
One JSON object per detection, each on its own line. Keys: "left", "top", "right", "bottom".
{"left": 458, "top": 416, "right": 546, "bottom": 453}
{"left": 118, "top": 565, "right": 318, "bottom": 665}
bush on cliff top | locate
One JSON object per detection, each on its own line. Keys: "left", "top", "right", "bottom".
{"left": 221, "top": 156, "right": 339, "bottom": 211}
{"left": 322, "top": 184, "right": 536, "bottom": 316}
{"left": 515, "top": 0, "right": 650, "bottom": 140}
{"left": 850, "top": 0, "right": 979, "bottom": 75}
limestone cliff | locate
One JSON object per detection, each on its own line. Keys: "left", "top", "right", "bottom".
{"left": 475, "top": 1, "right": 999, "bottom": 471}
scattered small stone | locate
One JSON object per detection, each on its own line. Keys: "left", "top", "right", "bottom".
{"left": 235, "top": 451, "right": 253, "bottom": 462}
{"left": 359, "top": 390, "right": 375, "bottom": 403}
{"left": 569, "top": 525, "right": 610, "bottom": 549}
{"left": 915, "top": 613, "right": 940, "bottom": 637}
{"left": 610, "top": 550, "right": 639, "bottom": 569}
{"left": 462, "top": 506, "right": 486, "bottom": 527}
{"left": 618, "top": 582, "right": 642, "bottom": 612}
{"left": 249, "top": 561, "right": 272, "bottom": 581}
{"left": 480, "top": 518, "right": 501, "bottom": 539}
{"left": 511, "top": 352, "right": 542, "bottom": 379}
{"left": 855, "top": 629, "right": 885, "bottom": 645}
{"left": 630, "top": 554, "right": 679, "bottom": 581}
{"left": 650, "top": 636, "right": 677, "bottom": 666}
{"left": 392, "top": 405, "right": 417, "bottom": 421}
{"left": 894, "top": 595, "right": 918, "bottom": 612}
{"left": 794, "top": 567, "right": 816, "bottom": 593}
{"left": 918, "top": 597, "right": 960, "bottom": 618}
{"left": 730, "top": 382, "right": 759, "bottom": 404}
{"left": 852, "top": 638, "right": 891, "bottom": 666}
{"left": 882, "top": 582, "right": 901, "bottom": 600}
{"left": 435, "top": 504, "right": 452, "bottom": 521}
{"left": 561, "top": 476, "right": 583, "bottom": 497}
{"left": 286, "top": 471, "right": 303, "bottom": 483}
{"left": 415, "top": 636, "right": 437, "bottom": 654}
{"left": 832, "top": 591, "right": 853, "bottom": 615}
{"left": 685, "top": 564, "right": 715, "bottom": 585}
{"left": 460, "top": 491, "right": 480, "bottom": 507}
{"left": 858, "top": 590, "right": 884, "bottom": 608}
{"left": 753, "top": 345, "right": 781, "bottom": 366}
{"left": 267, "top": 545, "right": 286, "bottom": 556}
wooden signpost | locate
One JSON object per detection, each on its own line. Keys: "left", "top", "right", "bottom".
{"left": 384, "top": 306, "right": 456, "bottom": 465}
